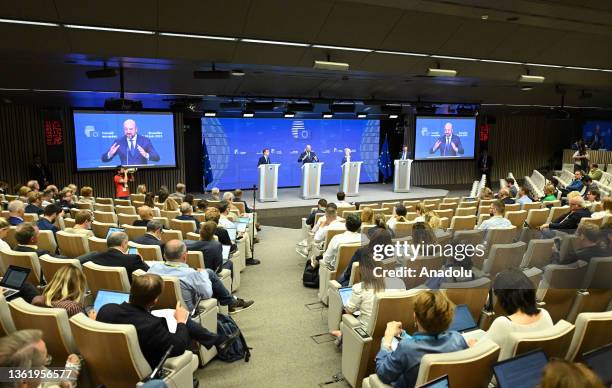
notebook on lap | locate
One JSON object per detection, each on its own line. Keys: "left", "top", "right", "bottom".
{"left": 93, "top": 289, "right": 130, "bottom": 312}
{"left": 0, "top": 266, "right": 31, "bottom": 299}
{"left": 493, "top": 349, "right": 548, "bottom": 388}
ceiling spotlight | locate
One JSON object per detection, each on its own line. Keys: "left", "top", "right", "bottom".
{"left": 322, "top": 112, "right": 333, "bottom": 119}
{"left": 519, "top": 74, "right": 545, "bottom": 83}
{"left": 231, "top": 69, "right": 245, "bottom": 76}
{"left": 388, "top": 114, "right": 399, "bottom": 119}
{"left": 481, "top": 15, "right": 489, "bottom": 20}
{"left": 242, "top": 111, "right": 254, "bottom": 118}
{"left": 284, "top": 112, "right": 296, "bottom": 118}
{"left": 426, "top": 68, "right": 457, "bottom": 77}
{"left": 204, "top": 111, "right": 217, "bottom": 117}
{"left": 357, "top": 113, "right": 367, "bottom": 118}
{"left": 520, "top": 86, "right": 533, "bottom": 91}
{"left": 313, "top": 60, "right": 349, "bottom": 71}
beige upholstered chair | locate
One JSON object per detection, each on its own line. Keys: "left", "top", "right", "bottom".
{"left": 5, "top": 226, "right": 17, "bottom": 248}
{"left": 567, "top": 256, "right": 612, "bottom": 323}
{"left": 381, "top": 202, "right": 399, "bottom": 212}
{"left": 113, "top": 199, "right": 131, "bottom": 207}
{"left": 37, "top": 230, "right": 57, "bottom": 254}
{"left": 0, "top": 250, "right": 43, "bottom": 285}
{"left": 93, "top": 210, "right": 118, "bottom": 225}
{"left": 56, "top": 231, "right": 89, "bottom": 258}
{"left": 449, "top": 215, "right": 477, "bottom": 231}
{"left": 132, "top": 200, "right": 144, "bottom": 208}
{"left": 522, "top": 202, "right": 542, "bottom": 211}
{"left": 69, "top": 314, "right": 198, "bottom": 388}
{"left": 499, "top": 320, "right": 575, "bottom": 360}
{"left": 94, "top": 203, "right": 114, "bottom": 213}
{"left": 323, "top": 228, "right": 346, "bottom": 250}
{"left": 39, "top": 256, "right": 82, "bottom": 284}
{"left": 423, "top": 198, "right": 442, "bottom": 207}
{"left": 477, "top": 213, "right": 491, "bottom": 226}
{"left": 505, "top": 210, "right": 527, "bottom": 228}
{"left": 87, "top": 236, "right": 108, "bottom": 252}
{"left": 482, "top": 242, "right": 527, "bottom": 278}
{"left": 123, "top": 224, "right": 146, "bottom": 241}
{"left": 23, "top": 213, "right": 39, "bottom": 222}
{"left": 566, "top": 311, "right": 612, "bottom": 361}
{"left": 115, "top": 205, "right": 136, "bottom": 215}
{"left": 455, "top": 207, "right": 477, "bottom": 217}
{"left": 76, "top": 202, "right": 94, "bottom": 211}
{"left": 153, "top": 216, "right": 170, "bottom": 229}
{"left": 161, "top": 229, "right": 183, "bottom": 243}
{"left": 433, "top": 209, "right": 453, "bottom": 219}
{"left": 520, "top": 239, "right": 554, "bottom": 269}
{"left": 360, "top": 202, "right": 380, "bottom": 209}
{"left": 129, "top": 194, "right": 145, "bottom": 202}
{"left": 443, "top": 197, "right": 460, "bottom": 203}
{"left": 338, "top": 206, "right": 357, "bottom": 218}
{"left": 185, "top": 250, "right": 232, "bottom": 293}
{"left": 185, "top": 232, "right": 200, "bottom": 241}
{"left": 504, "top": 203, "right": 520, "bottom": 212}
{"left": 526, "top": 208, "right": 550, "bottom": 228}
{"left": 95, "top": 197, "right": 114, "bottom": 205}
{"left": 0, "top": 294, "right": 16, "bottom": 337}
{"left": 442, "top": 277, "right": 492, "bottom": 321}
{"left": 578, "top": 217, "right": 604, "bottom": 227}
{"left": 484, "top": 226, "right": 517, "bottom": 247}
{"left": 117, "top": 213, "right": 139, "bottom": 226}
{"left": 394, "top": 222, "right": 412, "bottom": 238}
{"left": 82, "top": 261, "right": 130, "bottom": 297}
{"left": 91, "top": 221, "right": 117, "bottom": 238}
{"left": 537, "top": 261, "right": 588, "bottom": 322}
{"left": 170, "top": 219, "right": 197, "bottom": 238}
{"left": 401, "top": 256, "right": 445, "bottom": 289}
{"left": 160, "top": 210, "right": 180, "bottom": 220}
{"left": 127, "top": 241, "right": 162, "bottom": 261}
{"left": 8, "top": 297, "right": 78, "bottom": 366}
{"left": 318, "top": 242, "right": 361, "bottom": 305}
{"left": 341, "top": 289, "right": 426, "bottom": 388}
{"left": 546, "top": 205, "right": 570, "bottom": 223}
{"left": 63, "top": 218, "right": 76, "bottom": 228}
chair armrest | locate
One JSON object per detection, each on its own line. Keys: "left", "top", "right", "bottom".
{"left": 342, "top": 313, "right": 362, "bottom": 329}
{"left": 329, "top": 279, "right": 342, "bottom": 291}
{"left": 132, "top": 269, "right": 147, "bottom": 277}
{"left": 367, "top": 373, "right": 393, "bottom": 388}
{"left": 197, "top": 298, "right": 218, "bottom": 313}
{"left": 162, "top": 350, "right": 193, "bottom": 370}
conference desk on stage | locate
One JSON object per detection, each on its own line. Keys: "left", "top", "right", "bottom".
{"left": 563, "top": 148, "right": 612, "bottom": 167}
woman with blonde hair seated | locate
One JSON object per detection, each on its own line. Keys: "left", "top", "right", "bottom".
{"left": 136, "top": 184, "right": 147, "bottom": 195}
{"left": 32, "top": 265, "right": 96, "bottom": 319}
{"left": 360, "top": 207, "right": 374, "bottom": 225}
{"left": 162, "top": 197, "right": 180, "bottom": 211}
{"left": 79, "top": 186, "right": 95, "bottom": 203}
{"left": 415, "top": 203, "right": 441, "bottom": 230}
{"left": 541, "top": 184, "right": 557, "bottom": 202}
{"left": 479, "top": 187, "right": 494, "bottom": 200}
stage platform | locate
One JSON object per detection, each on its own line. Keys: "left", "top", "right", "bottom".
{"left": 220, "top": 184, "right": 450, "bottom": 228}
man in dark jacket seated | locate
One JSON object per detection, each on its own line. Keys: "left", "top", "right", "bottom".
{"left": 186, "top": 221, "right": 233, "bottom": 274}
{"left": 97, "top": 273, "right": 239, "bottom": 369}
{"left": 133, "top": 220, "right": 165, "bottom": 253}
{"left": 86, "top": 232, "right": 150, "bottom": 282}
{"left": 539, "top": 196, "right": 591, "bottom": 238}
{"left": 306, "top": 199, "right": 327, "bottom": 228}
{"left": 176, "top": 202, "right": 200, "bottom": 232}
{"left": 553, "top": 223, "right": 608, "bottom": 265}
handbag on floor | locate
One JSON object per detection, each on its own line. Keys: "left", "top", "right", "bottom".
{"left": 302, "top": 259, "right": 319, "bottom": 288}
{"left": 216, "top": 313, "right": 251, "bottom": 362}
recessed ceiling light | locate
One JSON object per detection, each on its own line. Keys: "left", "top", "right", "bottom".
{"left": 521, "top": 86, "right": 533, "bottom": 91}
{"left": 388, "top": 114, "right": 399, "bottom": 119}
{"left": 480, "top": 59, "right": 523, "bottom": 65}
{"left": 525, "top": 63, "right": 564, "bottom": 68}
{"left": 313, "top": 60, "right": 349, "bottom": 71}
{"left": 284, "top": 112, "right": 296, "bottom": 118}
{"left": 431, "top": 55, "right": 479, "bottom": 62}
{"left": 159, "top": 32, "right": 237, "bottom": 41}
{"left": 64, "top": 24, "right": 155, "bottom": 34}
{"left": 231, "top": 69, "right": 245, "bottom": 76}
{"left": 312, "top": 44, "right": 372, "bottom": 53}
{"left": 519, "top": 74, "right": 545, "bottom": 83}
{"left": 240, "top": 38, "right": 309, "bottom": 47}
{"left": 357, "top": 113, "right": 367, "bottom": 118}
{"left": 481, "top": 15, "right": 489, "bottom": 20}
{"left": 204, "top": 111, "right": 217, "bottom": 117}
{"left": 322, "top": 112, "right": 333, "bottom": 119}
{"left": 374, "top": 50, "right": 428, "bottom": 57}
{"left": 427, "top": 68, "right": 457, "bottom": 77}
{"left": 0, "top": 18, "right": 59, "bottom": 27}
{"left": 565, "top": 66, "right": 601, "bottom": 71}
{"left": 242, "top": 111, "right": 254, "bottom": 118}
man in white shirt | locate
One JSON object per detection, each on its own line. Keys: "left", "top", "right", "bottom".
{"left": 322, "top": 214, "right": 362, "bottom": 269}
{"left": 218, "top": 200, "right": 255, "bottom": 263}
{"left": 336, "top": 191, "right": 352, "bottom": 208}
{"left": 313, "top": 204, "right": 345, "bottom": 243}
{"left": 516, "top": 186, "right": 533, "bottom": 207}
{"left": 478, "top": 200, "right": 512, "bottom": 230}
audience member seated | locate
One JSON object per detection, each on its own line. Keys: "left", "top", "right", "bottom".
{"left": 415, "top": 203, "right": 441, "bottom": 230}
{"left": 157, "top": 188, "right": 169, "bottom": 205}
{"left": 14, "top": 222, "right": 53, "bottom": 257}
{"left": 136, "top": 184, "right": 147, "bottom": 195}
{"left": 134, "top": 220, "right": 165, "bottom": 251}
{"left": 336, "top": 191, "right": 351, "bottom": 207}
{"left": 360, "top": 206, "right": 373, "bottom": 225}
{"left": 177, "top": 202, "right": 200, "bottom": 231}
{"left": 478, "top": 200, "right": 512, "bottom": 230}
{"left": 386, "top": 204, "right": 408, "bottom": 236}
{"left": 0, "top": 180, "right": 7, "bottom": 195}
{"left": 233, "top": 189, "right": 252, "bottom": 213}
{"left": 170, "top": 183, "right": 186, "bottom": 200}
{"left": 144, "top": 192, "right": 156, "bottom": 208}
{"left": 97, "top": 273, "right": 239, "bottom": 369}
{"left": 58, "top": 187, "right": 76, "bottom": 209}
{"left": 26, "top": 179, "right": 40, "bottom": 193}
{"left": 470, "top": 268, "right": 553, "bottom": 348}
{"left": 79, "top": 186, "right": 95, "bottom": 204}
{"left": 148, "top": 239, "right": 253, "bottom": 313}
{"left": 375, "top": 291, "right": 468, "bottom": 388}
{"left": 321, "top": 214, "right": 361, "bottom": 270}
{"left": 87, "top": 232, "right": 149, "bottom": 281}
{"left": 183, "top": 193, "right": 195, "bottom": 210}
{"left": 25, "top": 191, "right": 44, "bottom": 215}
{"left": 209, "top": 187, "right": 220, "bottom": 201}
{"left": 540, "top": 196, "right": 591, "bottom": 236}
{"left": 0, "top": 217, "right": 10, "bottom": 252}
{"left": 134, "top": 205, "right": 155, "bottom": 227}
{"left": 187, "top": 221, "right": 231, "bottom": 273}
{"left": 563, "top": 170, "right": 585, "bottom": 197}
{"left": 516, "top": 186, "right": 533, "bottom": 207}
{"left": 162, "top": 197, "right": 180, "bottom": 211}
{"left": 0, "top": 329, "right": 82, "bottom": 384}
{"left": 313, "top": 203, "right": 344, "bottom": 244}
{"left": 218, "top": 201, "right": 257, "bottom": 265}
{"left": 582, "top": 176, "right": 597, "bottom": 197}
{"left": 478, "top": 187, "right": 493, "bottom": 200}
{"left": 40, "top": 189, "right": 55, "bottom": 208}
{"left": 204, "top": 207, "right": 238, "bottom": 257}
{"left": 591, "top": 197, "right": 611, "bottom": 219}
{"left": 36, "top": 203, "right": 62, "bottom": 236}
{"left": 7, "top": 200, "right": 25, "bottom": 226}
{"left": 222, "top": 192, "right": 241, "bottom": 220}
{"left": 588, "top": 163, "right": 603, "bottom": 181}
{"left": 506, "top": 177, "right": 518, "bottom": 197}
{"left": 17, "top": 185, "right": 31, "bottom": 201}
{"left": 337, "top": 229, "right": 393, "bottom": 286}
{"left": 584, "top": 187, "right": 600, "bottom": 208}
{"left": 64, "top": 210, "right": 94, "bottom": 237}
{"left": 196, "top": 199, "right": 208, "bottom": 213}
{"left": 554, "top": 223, "right": 607, "bottom": 265}
{"left": 498, "top": 187, "right": 515, "bottom": 205}
{"left": 306, "top": 198, "right": 327, "bottom": 228}
{"left": 32, "top": 265, "right": 96, "bottom": 319}
{"left": 539, "top": 359, "right": 604, "bottom": 388}
{"left": 542, "top": 183, "right": 557, "bottom": 202}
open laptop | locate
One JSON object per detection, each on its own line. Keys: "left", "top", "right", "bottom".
{"left": 338, "top": 287, "right": 352, "bottom": 307}
{"left": 234, "top": 222, "right": 248, "bottom": 233}
{"left": 493, "top": 349, "right": 548, "bottom": 388}
{"left": 222, "top": 245, "right": 231, "bottom": 263}
{"left": 226, "top": 227, "right": 237, "bottom": 242}
{"left": 93, "top": 289, "right": 130, "bottom": 312}
{"left": 448, "top": 304, "right": 478, "bottom": 333}
{"left": 582, "top": 343, "right": 612, "bottom": 385}
{"left": 418, "top": 375, "right": 449, "bottom": 388}
{"left": 105, "top": 226, "right": 125, "bottom": 239}
{"left": 0, "top": 266, "right": 31, "bottom": 299}
{"left": 238, "top": 217, "right": 250, "bottom": 223}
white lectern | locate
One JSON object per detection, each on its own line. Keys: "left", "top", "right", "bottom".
{"left": 393, "top": 159, "right": 413, "bottom": 192}
{"left": 258, "top": 163, "right": 280, "bottom": 202}
{"left": 301, "top": 162, "right": 323, "bottom": 199}
{"left": 340, "top": 161, "right": 362, "bottom": 196}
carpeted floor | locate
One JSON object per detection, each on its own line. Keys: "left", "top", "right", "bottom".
{"left": 196, "top": 226, "right": 349, "bottom": 388}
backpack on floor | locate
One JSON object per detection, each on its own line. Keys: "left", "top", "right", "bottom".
{"left": 216, "top": 313, "right": 251, "bottom": 362}
{"left": 302, "top": 259, "right": 319, "bottom": 288}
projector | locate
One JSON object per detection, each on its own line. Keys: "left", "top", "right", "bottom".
{"left": 104, "top": 98, "right": 143, "bottom": 111}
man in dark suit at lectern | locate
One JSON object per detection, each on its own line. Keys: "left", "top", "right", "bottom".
{"left": 398, "top": 145, "right": 411, "bottom": 160}
{"left": 298, "top": 144, "right": 319, "bottom": 164}
{"left": 257, "top": 148, "right": 272, "bottom": 166}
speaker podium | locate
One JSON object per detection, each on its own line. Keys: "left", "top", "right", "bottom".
{"left": 258, "top": 163, "right": 280, "bottom": 202}
{"left": 340, "top": 161, "right": 362, "bottom": 196}
{"left": 393, "top": 159, "right": 413, "bottom": 192}
{"left": 301, "top": 162, "right": 323, "bottom": 199}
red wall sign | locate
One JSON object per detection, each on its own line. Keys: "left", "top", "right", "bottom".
{"left": 44, "top": 119, "right": 64, "bottom": 146}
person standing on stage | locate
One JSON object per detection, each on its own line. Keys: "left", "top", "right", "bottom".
{"left": 429, "top": 122, "right": 464, "bottom": 156}
{"left": 258, "top": 148, "right": 271, "bottom": 166}
{"left": 298, "top": 145, "right": 319, "bottom": 164}
{"left": 114, "top": 166, "right": 134, "bottom": 199}
{"left": 101, "top": 119, "right": 161, "bottom": 166}
{"left": 398, "top": 145, "right": 410, "bottom": 160}
{"left": 341, "top": 148, "right": 352, "bottom": 164}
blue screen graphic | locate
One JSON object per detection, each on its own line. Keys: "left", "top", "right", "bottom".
{"left": 73, "top": 111, "right": 176, "bottom": 171}
{"left": 414, "top": 116, "right": 476, "bottom": 160}
{"left": 583, "top": 121, "right": 612, "bottom": 150}
{"left": 202, "top": 118, "right": 380, "bottom": 190}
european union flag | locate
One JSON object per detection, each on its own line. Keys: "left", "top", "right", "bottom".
{"left": 202, "top": 137, "right": 214, "bottom": 189}
{"left": 378, "top": 135, "right": 392, "bottom": 181}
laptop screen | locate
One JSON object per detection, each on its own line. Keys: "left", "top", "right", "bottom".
{"left": 226, "top": 228, "right": 237, "bottom": 242}
{"left": 448, "top": 304, "right": 477, "bottom": 332}
{"left": 235, "top": 222, "right": 247, "bottom": 233}
{"left": 1, "top": 266, "right": 30, "bottom": 289}
{"left": 339, "top": 287, "right": 352, "bottom": 307}
{"left": 106, "top": 227, "right": 125, "bottom": 239}
{"left": 419, "top": 375, "right": 449, "bottom": 388}
{"left": 239, "top": 217, "right": 250, "bottom": 223}
{"left": 93, "top": 289, "right": 130, "bottom": 312}
{"left": 493, "top": 349, "right": 548, "bottom": 388}
{"left": 582, "top": 343, "right": 612, "bottom": 385}
{"left": 222, "top": 245, "right": 231, "bottom": 262}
